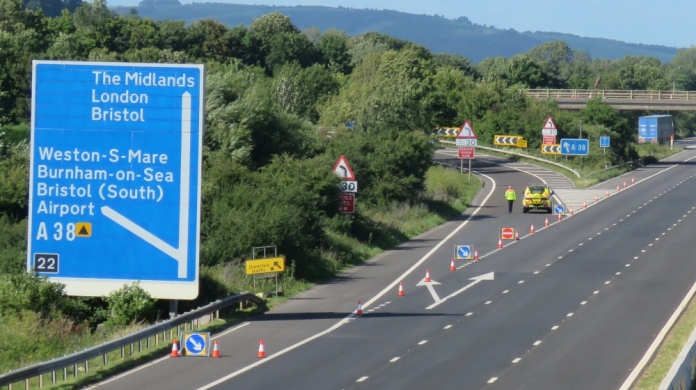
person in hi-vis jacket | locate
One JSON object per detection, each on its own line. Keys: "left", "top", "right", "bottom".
{"left": 505, "top": 186, "right": 517, "bottom": 213}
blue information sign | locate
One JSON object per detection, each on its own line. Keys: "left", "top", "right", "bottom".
{"left": 560, "top": 139, "right": 589, "bottom": 156}
{"left": 27, "top": 61, "right": 204, "bottom": 299}
{"left": 599, "top": 136, "right": 610, "bottom": 148}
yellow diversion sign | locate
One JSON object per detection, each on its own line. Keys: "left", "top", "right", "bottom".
{"left": 245, "top": 257, "right": 286, "bottom": 275}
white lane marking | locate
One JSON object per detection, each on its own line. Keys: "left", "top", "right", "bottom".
{"left": 534, "top": 341, "right": 542, "bottom": 346}
{"left": 558, "top": 256, "right": 563, "bottom": 259}
{"left": 568, "top": 249, "right": 573, "bottom": 253}
{"left": 641, "top": 250, "right": 646, "bottom": 253}
{"left": 512, "top": 358, "right": 521, "bottom": 363}
{"left": 390, "top": 357, "right": 400, "bottom": 362}
{"left": 418, "top": 340, "right": 428, "bottom": 345}
{"left": 86, "top": 322, "right": 251, "bottom": 389}
{"left": 357, "top": 376, "right": 369, "bottom": 382}
{"left": 546, "top": 264, "right": 551, "bottom": 267}
{"left": 594, "top": 291, "right": 599, "bottom": 294}
{"left": 567, "top": 313, "right": 574, "bottom": 317}
{"left": 634, "top": 257, "right": 639, "bottom": 260}
{"left": 581, "top": 301, "right": 587, "bottom": 305}
{"left": 426, "top": 273, "right": 495, "bottom": 310}
{"left": 195, "top": 173, "right": 499, "bottom": 389}
{"left": 503, "top": 290, "right": 509, "bottom": 294}
{"left": 616, "top": 272, "right": 621, "bottom": 275}
{"left": 605, "top": 281, "right": 611, "bottom": 285}
{"left": 488, "top": 377, "right": 498, "bottom": 384}
{"left": 626, "top": 264, "right": 631, "bottom": 267}
{"left": 534, "top": 271, "right": 539, "bottom": 275}
{"left": 552, "top": 326, "right": 559, "bottom": 330}
{"left": 466, "top": 312, "right": 473, "bottom": 316}
{"left": 518, "top": 280, "right": 525, "bottom": 284}
{"left": 444, "top": 325, "right": 453, "bottom": 330}
{"left": 620, "top": 280, "right": 696, "bottom": 390}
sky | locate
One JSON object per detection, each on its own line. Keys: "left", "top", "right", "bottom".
{"left": 111, "top": 0, "right": 696, "bottom": 48}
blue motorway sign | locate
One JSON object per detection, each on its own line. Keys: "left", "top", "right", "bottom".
{"left": 27, "top": 61, "right": 203, "bottom": 299}
{"left": 554, "top": 205, "right": 565, "bottom": 215}
{"left": 454, "top": 245, "right": 473, "bottom": 260}
{"left": 599, "top": 136, "right": 610, "bottom": 148}
{"left": 560, "top": 138, "right": 589, "bottom": 156}
{"left": 183, "top": 332, "right": 209, "bottom": 357}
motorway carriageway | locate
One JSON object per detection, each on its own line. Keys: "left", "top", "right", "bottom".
{"left": 90, "top": 149, "right": 696, "bottom": 390}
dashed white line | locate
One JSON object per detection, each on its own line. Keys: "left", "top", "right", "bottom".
{"left": 512, "top": 358, "right": 521, "bottom": 363}
{"left": 518, "top": 280, "right": 525, "bottom": 284}
{"left": 605, "top": 281, "right": 611, "bottom": 285}
{"left": 616, "top": 272, "right": 621, "bottom": 275}
{"left": 533, "top": 271, "right": 539, "bottom": 275}
{"left": 485, "top": 301, "right": 492, "bottom": 305}
{"left": 546, "top": 264, "right": 551, "bottom": 267}
{"left": 357, "top": 376, "right": 369, "bottom": 382}
{"left": 594, "top": 291, "right": 599, "bottom": 294}
{"left": 503, "top": 290, "right": 509, "bottom": 294}
{"left": 626, "top": 264, "right": 631, "bottom": 267}
{"left": 418, "top": 340, "right": 428, "bottom": 345}
{"left": 390, "top": 357, "right": 400, "bottom": 362}
{"left": 466, "top": 312, "right": 473, "bottom": 316}
{"left": 444, "top": 325, "right": 452, "bottom": 330}
{"left": 581, "top": 301, "right": 587, "bottom": 305}
{"left": 567, "top": 313, "right": 574, "bottom": 317}
{"left": 488, "top": 377, "right": 498, "bottom": 384}
{"left": 534, "top": 341, "right": 542, "bottom": 346}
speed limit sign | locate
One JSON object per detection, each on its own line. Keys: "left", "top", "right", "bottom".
{"left": 339, "top": 181, "right": 358, "bottom": 193}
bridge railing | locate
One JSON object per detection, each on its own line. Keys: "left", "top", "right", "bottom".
{"left": 526, "top": 89, "right": 695, "bottom": 100}
{"left": 0, "top": 292, "right": 265, "bottom": 389}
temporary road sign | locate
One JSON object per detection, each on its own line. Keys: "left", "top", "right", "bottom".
{"left": 458, "top": 146, "right": 475, "bottom": 159}
{"left": 433, "top": 127, "right": 459, "bottom": 138}
{"left": 542, "top": 116, "right": 558, "bottom": 136}
{"left": 338, "top": 193, "right": 355, "bottom": 213}
{"left": 494, "top": 135, "right": 523, "bottom": 146}
{"left": 600, "top": 136, "right": 610, "bottom": 148}
{"left": 542, "top": 144, "right": 561, "bottom": 155}
{"left": 183, "top": 332, "right": 210, "bottom": 357}
{"left": 455, "top": 120, "right": 478, "bottom": 146}
{"left": 501, "top": 227, "right": 515, "bottom": 240}
{"left": 338, "top": 180, "right": 358, "bottom": 193}
{"left": 516, "top": 139, "right": 528, "bottom": 148}
{"left": 245, "top": 257, "right": 286, "bottom": 275}
{"left": 554, "top": 205, "right": 565, "bottom": 215}
{"left": 454, "top": 245, "right": 473, "bottom": 260}
{"left": 542, "top": 135, "right": 556, "bottom": 145}
{"left": 28, "top": 61, "right": 204, "bottom": 299}
{"left": 560, "top": 139, "right": 589, "bottom": 156}
{"left": 333, "top": 155, "right": 356, "bottom": 180}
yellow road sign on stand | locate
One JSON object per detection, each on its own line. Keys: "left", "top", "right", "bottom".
{"left": 245, "top": 257, "right": 286, "bottom": 275}
{"left": 516, "top": 139, "right": 528, "bottom": 148}
{"left": 541, "top": 144, "right": 562, "bottom": 155}
{"left": 494, "top": 135, "right": 523, "bottom": 146}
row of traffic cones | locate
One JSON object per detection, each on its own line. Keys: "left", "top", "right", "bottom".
{"left": 170, "top": 339, "right": 222, "bottom": 358}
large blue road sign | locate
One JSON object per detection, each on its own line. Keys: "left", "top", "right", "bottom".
{"left": 599, "top": 136, "right": 610, "bottom": 148}
{"left": 560, "top": 138, "right": 589, "bottom": 156}
{"left": 28, "top": 61, "right": 204, "bottom": 299}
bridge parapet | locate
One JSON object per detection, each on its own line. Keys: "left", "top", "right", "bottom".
{"left": 525, "top": 89, "right": 696, "bottom": 110}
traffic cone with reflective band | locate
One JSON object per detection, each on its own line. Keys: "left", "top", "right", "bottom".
{"left": 474, "top": 248, "right": 479, "bottom": 260}
{"left": 544, "top": 217, "right": 549, "bottom": 227}
{"left": 398, "top": 282, "right": 405, "bottom": 296}
{"left": 515, "top": 229, "right": 520, "bottom": 241}
{"left": 583, "top": 200, "right": 587, "bottom": 209}
{"left": 170, "top": 340, "right": 179, "bottom": 357}
{"left": 497, "top": 239, "right": 503, "bottom": 249}
{"left": 595, "top": 195, "right": 599, "bottom": 203}
{"left": 356, "top": 301, "right": 363, "bottom": 316}
{"left": 569, "top": 207, "right": 573, "bottom": 216}
{"left": 623, "top": 181, "right": 627, "bottom": 188}
{"left": 616, "top": 185, "right": 620, "bottom": 193}
{"left": 257, "top": 340, "right": 266, "bottom": 358}
{"left": 425, "top": 269, "right": 431, "bottom": 282}
{"left": 632, "top": 177, "right": 635, "bottom": 185}
{"left": 211, "top": 340, "right": 220, "bottom": 358}
{"left": 530, "top": 224, "right": 535, "bottom": 234}
{"left": 606, "top": 190, "right": 610, "bottom": 197}
{"left": 450, "top": 259, "right": 456, "bottom": 271}
{"left": 557, "top": 213, "right": 562, "bottom": 221}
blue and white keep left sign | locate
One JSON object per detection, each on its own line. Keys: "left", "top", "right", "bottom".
{"left": 454, "top": 245, "right": 473, "bottom": 260}
{"left": 183, "top": 332, "right": 210, "bottom": 357}
{"left": 554, "top": 205, "right": 565, "bottom": 215}
{"left": 27, "top": 61, "right": 204, "bottom": 299}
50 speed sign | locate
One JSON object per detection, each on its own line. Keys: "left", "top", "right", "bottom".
{"left": 339, "top": 181, "right": 358, "bottom": 193}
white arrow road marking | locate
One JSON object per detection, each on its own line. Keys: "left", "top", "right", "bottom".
{"left": 416, "top": 278, "right": 442, "bottom": 304}
{"left": 426, "top": 272, "right": 495, "bottom": 310}
{"left": 101, "top": 92, "right": 192, "bottom": 278}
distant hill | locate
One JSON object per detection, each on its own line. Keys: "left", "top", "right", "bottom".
{"left": 118, "top": 3, "right": 678, "bottom": 63}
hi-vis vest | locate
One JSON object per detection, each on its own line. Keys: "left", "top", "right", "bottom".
{"left": 505, "top": 189, "right": 516, "bottom": 201}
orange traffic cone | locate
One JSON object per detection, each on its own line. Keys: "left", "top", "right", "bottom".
{"left": 474, "top": 248, "right": 479, "bottom": 260}
{"left": 606, "top": 190, "right": 610, "bottom": 197}
{"left": 631, "top": 177, "right": 635, "bottom": 185}
{"left": 557, "top": 212, "right": 562, "bottom": 221}
{"left": 257, "top": 340, "right": 266, "bottom": 358}
{"left": 425, "top": 269, "right": 431, "bottom": 282}
{"left": 595, "top": 195, "right": 599, "bottom": 203}
{"left": 569, "top": 207, "right": 573, "bottom": 216}
{"left": 398, "top": 282, "right": 405, "bottom": 296}
{"left": 515, "top": 229, "right": 519, "bottom": 240}
{"left": 544, "top": 217, "right": 549, "bottom": 227}
{"left": 623, "top": 181, "right": 627, "bottom": 188}
{"left": 530, "top": 224, "right": 535, "bottom": 234}
{"left": 170, "top": 340, "right": 179, "bottom": 357}
{"left": 616, "top": 185, "right": 620, "bottom": 193}
{"left": 497, "top": 239, "right": 503, "bottom": 249}
{"left": 211, "top": 340, "right": 221, "bottom": 358}
{"left": 356, "top": 301, "right": 363, "bottom": 316}
{"left": 450, "top": 259, "right": 456, "bottom": 271}
{"left": 583, "top": 200, "right": 587, "bottom": 209}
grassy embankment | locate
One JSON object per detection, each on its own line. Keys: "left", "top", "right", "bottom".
{"left": 1, "top": 163, "right": 481, "bottom": 389}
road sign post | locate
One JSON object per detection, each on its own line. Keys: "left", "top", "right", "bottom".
{"left": 28, "top": 61, "right": 204, "bottom": 300}
{"left": 456, "top": 121, "right": 478, "bottom": 181}
{"left": 250, "top": 246, "right": 284, "bottom": 296}
{"left": 600, "top": 136, "right": 610, "bottom": 154}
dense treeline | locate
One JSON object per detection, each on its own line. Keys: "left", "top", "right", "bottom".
{"left": 2, "top": 0, "right": 696, "bottom": 365}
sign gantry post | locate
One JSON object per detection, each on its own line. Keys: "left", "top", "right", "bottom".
{"left": 28, "top": 61, "right": 204, "bottom": 300}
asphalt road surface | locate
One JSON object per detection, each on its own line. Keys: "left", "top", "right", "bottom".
{"left": 90, "top": 149, "right": 696, "bottom": 390}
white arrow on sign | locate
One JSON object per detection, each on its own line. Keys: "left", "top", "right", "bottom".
{"left": 190, "top": 338, "right": 202, "bottom": 351}
{"left": 425, "top": 272, "right": 494, "bottom": 310}
{"left": 101, "top": 92, "right": 192, "bottom": 279}
{"left": 416, "top": 278, "right": 442, "bottom": 304}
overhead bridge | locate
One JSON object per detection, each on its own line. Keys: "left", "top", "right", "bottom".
{"left": 526, "top": 89, "right": 696, "bottom": 111}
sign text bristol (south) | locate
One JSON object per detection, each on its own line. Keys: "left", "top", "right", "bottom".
{"left": 28, "top": 61, "right": 204, "bottom": 299}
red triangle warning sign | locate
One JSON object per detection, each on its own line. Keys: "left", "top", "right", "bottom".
{"left": 457, "top": 120, "right": 477, "bottom": 139}
{"left": 543, "top": 117, "right": 557, "bottom": 130}
{"left": 332, "top": 155, "right": 356, "bottom": 180}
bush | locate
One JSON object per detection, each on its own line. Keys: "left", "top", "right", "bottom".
{"left": 0, "top": 273, "right": 66, "bottom": 317}
{"left": 104, "top": 282, "right": 156, "bottom": 326}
